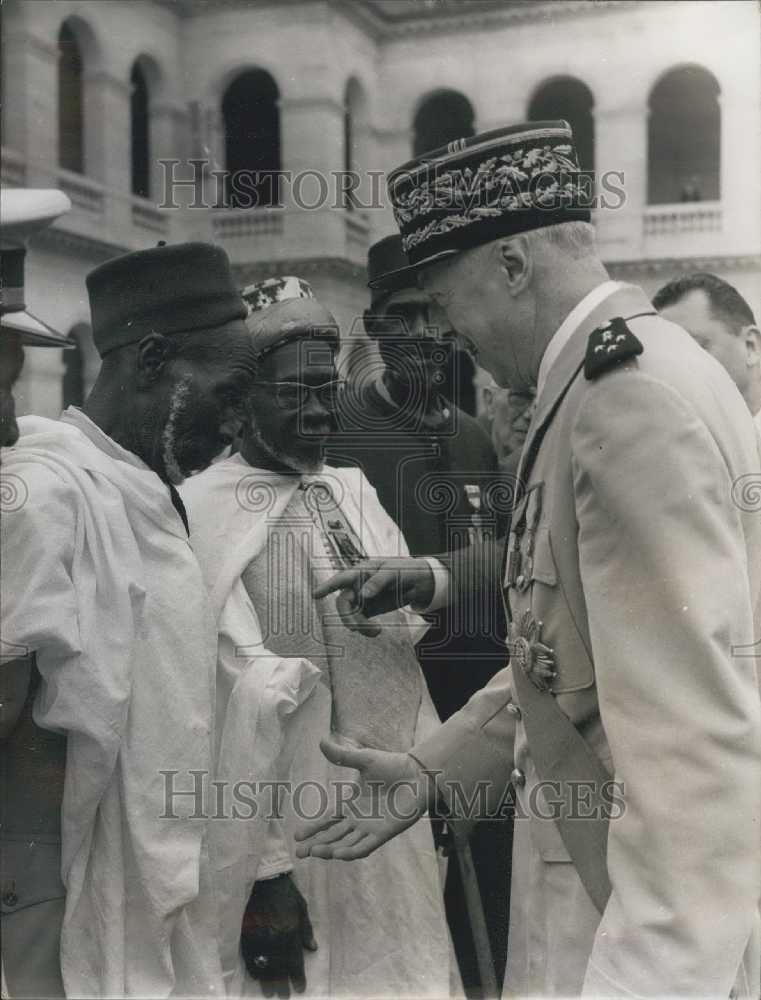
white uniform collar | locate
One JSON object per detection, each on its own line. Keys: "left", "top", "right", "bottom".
{"left": 536, "top": 280, "right": 625, "bottom": 401}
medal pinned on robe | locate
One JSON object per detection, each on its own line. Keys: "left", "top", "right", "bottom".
{"left": 301, "top": 479, "right": 382, "bottom": 637}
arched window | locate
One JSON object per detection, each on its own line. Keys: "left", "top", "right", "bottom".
{"left": 413, "top": 90, "right": 475, "bottom": 157}
{"left": 58, "top": 22, "right": 84, "bottom": 173}
{"left": 648, "top": 65, "right": 720, "bottom": 204}
{"left": 528, "top": 76, "right": 595, "bottom": 174}
{"left": 222, "top": 69, "right": 281, "bottom": 208}
{"left": 131, "top": 62, "right": 150, "bottom": 198}
{"left": 62, "top": 325, "right": 88, "bottom": 409}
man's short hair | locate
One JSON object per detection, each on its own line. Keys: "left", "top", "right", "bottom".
{"left": 653, "top": 273, "right": 756, "bottom": 335}
{"left": 525, "top": 220, "right": 597, "bottom": 258}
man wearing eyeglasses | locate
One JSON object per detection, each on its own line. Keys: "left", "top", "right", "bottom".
{"left": 179, "top": 278, "right": 452, "bottom": 999}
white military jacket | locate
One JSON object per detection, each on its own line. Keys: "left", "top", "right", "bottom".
{"left": 413, "top": 283, "right": 761, "bottom": 997}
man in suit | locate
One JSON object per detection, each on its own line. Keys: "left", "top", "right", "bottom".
{"left": 653, "top": 272, "right": 761, "bottom": 437}
{"left": 295, "top": 121, "right": 761, "bottom": 996}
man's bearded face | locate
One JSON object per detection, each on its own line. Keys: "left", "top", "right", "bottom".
{"left": 247, "top": 339, "right": 338, "bottom": 474}
{"left": 368, "top": 288, "right": 455, "bottom": 398}
{"left": 157, "top": 326, "right": 258, "bottom": 484}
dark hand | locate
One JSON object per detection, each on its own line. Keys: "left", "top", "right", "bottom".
{"left": 240, "top": 874, "right": 317, "bottom": 997}
{"left": 313, "top": 557, "right": 436, "bottom": 629}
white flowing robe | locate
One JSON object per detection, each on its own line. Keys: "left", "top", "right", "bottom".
{"left": 180, "top": 456, "right": 453, "bottom": 998}
{"left": 1, "top": 410, "right": 224, "bottom": 998}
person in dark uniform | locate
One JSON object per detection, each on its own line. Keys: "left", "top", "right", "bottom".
{"left": 326, "top": 235, "right": 511, "bottom": 995}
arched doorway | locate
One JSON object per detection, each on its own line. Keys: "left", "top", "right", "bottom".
{"left": 528, "top": 76, "right": 595, "bottom": 174}
{"left": 130, "top": 61, "right": 150, "bottom": 198}
{"left": 648, "top": 65, "right": 720, "bottom": 204}
{"left": 58, "top": 21, "right": 84, "bottom": 173}
{"left": 222, "top": 69, "right": 281, "bottom": 208}
{"left": 413, "top": 89, "right": 475, "bottom": 157}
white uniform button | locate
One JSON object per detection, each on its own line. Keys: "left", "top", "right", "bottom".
{"left": 510, "top": 768, "right": 526, "bottom": 788}
{"left": 507, "top": 703, "right": 522, "bottom": 720}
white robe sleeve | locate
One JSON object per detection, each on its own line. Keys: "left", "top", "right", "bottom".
{"left": 1, "top": 462, "right": 80, "bottom": 674}
{"left": 256, "top": 818, "right": 293, "bottom": 880}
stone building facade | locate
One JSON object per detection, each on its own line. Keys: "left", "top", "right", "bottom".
{"left": 2, "top": 0, "right": 759, "bottom": 417}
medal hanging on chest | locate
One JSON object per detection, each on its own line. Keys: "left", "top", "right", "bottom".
{"left": 507, "top": 611, "right": 556, "bottom": 692}
{"left": 299, "top": 480, "right": 369, "bottom": 570}
{"left": 505, "top": 482, "right": 544, "bottom": 593}
{"left": 299, "top": 479, "right": 381, "bottom": 638}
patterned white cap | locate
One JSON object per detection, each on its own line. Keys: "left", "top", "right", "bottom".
{"left": 241, "top": 275, "right": 315, "bottom": 316}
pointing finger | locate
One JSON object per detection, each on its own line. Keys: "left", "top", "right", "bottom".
{"left": 312, "top": 569, "right": 361, "bottom": 600}
{"left": 358, "top": 568, "right": 397, "bottom": 602}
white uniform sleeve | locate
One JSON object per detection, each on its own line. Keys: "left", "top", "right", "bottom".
{"left": 571, "top": 371, "right": 761, "bottom": 996}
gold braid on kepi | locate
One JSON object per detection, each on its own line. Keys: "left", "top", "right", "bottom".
{"left": 375, "top": 119, "right": 592, "bottom": 288}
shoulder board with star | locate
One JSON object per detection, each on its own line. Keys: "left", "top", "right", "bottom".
{"left": 584, "top": 316, "right": 644, "bottom": 380}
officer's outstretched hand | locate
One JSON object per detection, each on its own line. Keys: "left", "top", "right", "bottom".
{"left": 240, "top": 874, "right": 317, "bottom": 997}
{"left": 293, "top": 737, "right": 435, "bottom": 860}
{"left": 313, "top": 557, "right": 436, "bottom": 633}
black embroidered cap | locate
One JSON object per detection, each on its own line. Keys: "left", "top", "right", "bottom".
{"left": 373, "top": 119, "right": 591, "bottom": 288}
{"left": 366, "top": 234, "right": 412, "bottom": 297}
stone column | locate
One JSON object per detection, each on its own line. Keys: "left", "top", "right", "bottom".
{"left": 2, "top": 29, "right": 59, "bottom": 187}
{"left": 150, "top": 100, "right": 207, "bottom": 241}
{"left": 593, "top": 99, "right": 648, "bottom": 262}
{"left": 82, "top": 69, "right": 132, "bottom": 230}
{"left": 718, "top": 88, "right": 760, "bottom": 257}
{"left": 367, "top": 125, "right": 411, "bottom": 240}
{"left": 279, "top": 95, "right": 346, "bottom": 258}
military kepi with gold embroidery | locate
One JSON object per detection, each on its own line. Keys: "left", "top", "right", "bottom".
{"left": 373, "top": 119, "right": 591, "bottom": 287}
